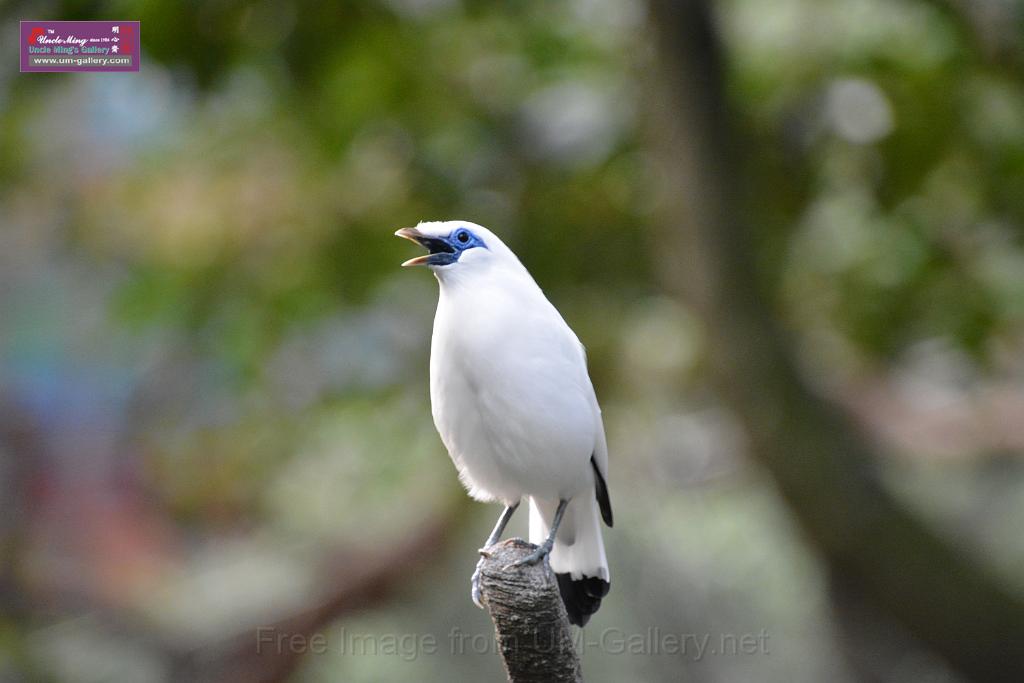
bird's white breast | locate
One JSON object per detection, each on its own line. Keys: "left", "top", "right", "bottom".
{"left": 429, "top": 269, "right": 597, "bottom": 504}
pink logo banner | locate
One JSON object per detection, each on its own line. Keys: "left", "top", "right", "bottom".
{"left": 21, "top": 20, "right": 140, "bottom": 73}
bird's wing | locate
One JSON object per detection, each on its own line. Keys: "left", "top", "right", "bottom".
{"left": 574, "top": 339, "right": 613, "bottom": 527}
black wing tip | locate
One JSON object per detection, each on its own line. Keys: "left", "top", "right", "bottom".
{"left": 591, "top": 455, "right": 614, "bottom": 527}
{"left": 556, "top": 573, "right": 610, "bottom": 627}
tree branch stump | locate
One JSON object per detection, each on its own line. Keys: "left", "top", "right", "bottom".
{"left": 477, "top": 539, "right": 583, "bottom": 683}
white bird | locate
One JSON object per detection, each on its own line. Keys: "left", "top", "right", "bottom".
{"left": 396, "top": 220, "right": 612, "bottom": 626}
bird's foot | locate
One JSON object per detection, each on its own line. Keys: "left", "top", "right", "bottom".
{"left": 503, "top": 541, "right": 552, "bottom": 571}
{"left": 471, "top": 558, "right": 486, "bottom": 609}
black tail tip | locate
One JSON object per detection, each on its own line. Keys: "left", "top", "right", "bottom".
{"left": 556, "top": 573, "right": 610, "bottom": 627}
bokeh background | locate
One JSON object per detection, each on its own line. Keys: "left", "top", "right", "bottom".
{"left": 3, "top": 0, "right": 1024, "bottom": 681}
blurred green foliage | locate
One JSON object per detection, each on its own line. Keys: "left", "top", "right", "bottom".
{"left": 6, "top": 0, "right": 1020, "bottom": 377}
{"left": 3, "top": 0, "right": 1024, "bottom": 681}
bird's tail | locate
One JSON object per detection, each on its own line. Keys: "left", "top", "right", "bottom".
{"left": 529, "top": 495, "right": 610, "bottom": 627}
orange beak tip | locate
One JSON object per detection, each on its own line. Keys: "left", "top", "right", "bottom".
{"left": 395, "top": 227, "right": 428, "bottom": 266}
{"left": 401, "top": 255, "right": 430, "bottom": 267}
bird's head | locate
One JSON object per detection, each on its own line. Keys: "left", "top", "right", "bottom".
{"left": 394, "top": 221, "right": 512, "bottom": 273}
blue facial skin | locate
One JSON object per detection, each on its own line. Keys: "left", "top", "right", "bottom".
{"left": 420, "top": 227, "right": 488, "bottom": 266}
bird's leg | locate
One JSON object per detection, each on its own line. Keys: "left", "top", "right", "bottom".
{"left": 481, "top": 502, "right": 520, "bottom": 552}
{"left": 472, "top": 502, "right": 520, "bottom": 608}
{"left": 507, "top": 499, "right": 569, "bottom": 569}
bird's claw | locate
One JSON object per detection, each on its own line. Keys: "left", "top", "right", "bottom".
{"left": 471, "top": 560, "right": 486, "bottom": 609}
{"left": 502, "top": 545, "right": 551, "bottom": 571}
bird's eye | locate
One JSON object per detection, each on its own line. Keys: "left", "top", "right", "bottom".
{"left": 456, "top": 230, "right": 470, "bottom": 244}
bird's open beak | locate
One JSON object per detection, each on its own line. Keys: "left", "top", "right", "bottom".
{"left": 395, "top": 226, "right": 456, "bottom": 267}
{"left": 395, "top": 227, "right": 432, "bottom": 267}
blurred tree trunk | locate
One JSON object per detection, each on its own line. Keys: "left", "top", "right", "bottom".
{"left": 923, "top": 0, "right": 1024, "bottom": 76}
{"left": 645, "top": 1, "right": 1024, "bottom": 681}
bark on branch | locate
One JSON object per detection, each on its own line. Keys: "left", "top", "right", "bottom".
{"left": 478, "top": 539, "right": 583, "bottom": 683}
